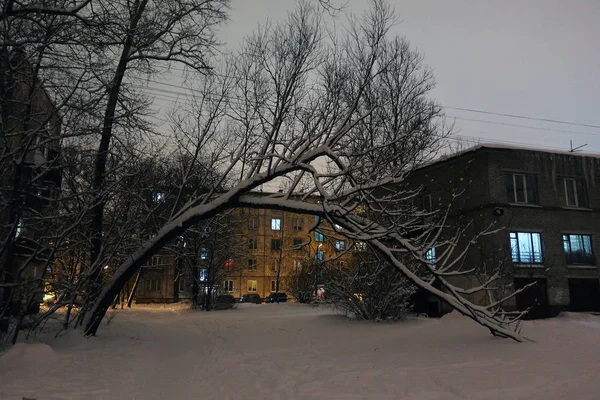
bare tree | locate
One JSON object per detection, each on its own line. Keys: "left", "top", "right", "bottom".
{"left": 82, "top": 1, "right": 531, "bottom": 342}
{"left": 1, "top": 0, "right": 533, "bottom": 343}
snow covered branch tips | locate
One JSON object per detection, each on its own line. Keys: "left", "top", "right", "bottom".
{"left": 1, "top": 0, "right": 530, "bottom": 344}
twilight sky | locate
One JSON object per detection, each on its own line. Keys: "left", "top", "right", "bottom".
{"left": 149, "top": 0, "right": 600, "bottom": 153}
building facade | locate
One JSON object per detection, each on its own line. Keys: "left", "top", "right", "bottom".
{"left": 407, "top": 144, "right": 600, "bottom": 317}
{"left": 0, "top": 51, "right": 63, "bottom": 316}
{"left": 133, "top": 205, "right": 351, "bottom": 303}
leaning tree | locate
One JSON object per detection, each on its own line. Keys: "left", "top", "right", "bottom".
{"left": 83, "top": 1, "right": 531, "bottom": 341}
{"left": 1, "top": 0, "right": 532, "bottom": 342}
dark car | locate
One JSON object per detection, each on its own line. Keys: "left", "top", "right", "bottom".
{"left": 265, "top": 292, "right": 288, "bottom": 303}
{"left": 213, "top": 294, "right": 236, "bottom": 310}
{"left": 240, "top": 293, "right": 262, "bottom": 304}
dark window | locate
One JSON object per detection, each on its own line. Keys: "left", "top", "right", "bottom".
{"left": 422, "top": 194, "right": 432, "bottom": 211}
{"left": 506, "top": 173, "right": 538, "bottom": 204}
{"left": 248, "top": 259, "right": 258, "bottom": 271}
{"left": 335, "top": 241, "right": 345, "bottom": 250}
{"left": 271, "top": 280, "right": 276, "bottom": 292}
{"left": 248, "top": 238, "right": 258, "bottom": 250}
{"left": 563, "top": 234, "right": 595, "bottom": 265}
{"left": 200, "top": 247, "right": 208, "bottom": 260}
{"left": 510, "top": 232, "right": 543, "bottom": 264}
{"left": 293, "top": 238, "right": 303, "bottom": 249}
{"left": 271, "top": 239, "right": 282, "bottom": 251}
{"left": 146, "top": 278, "right": 161, "bottom": 291}
{"left": 564, "top": 179, "right": 588, "bottom": 207}
{"left": 223, "top": 280, "right": 234, "bottom": 292}
{"left": 315, "top": 231, "right": 324, "bottom": 242}
{"left": 293, "top": 219, "right": 303, "bottom": 231}
{"left": 248, "top": 217, "right": 258, "bottom": 230}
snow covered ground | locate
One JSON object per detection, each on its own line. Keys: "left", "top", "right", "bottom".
{"left": 1, "top": 304, "right": 600, "bottom": 400}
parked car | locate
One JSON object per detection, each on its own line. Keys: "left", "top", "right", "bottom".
{"left": 240, "top": 293, "right": 262, "bottom": 304}
{"left": 213, "top": 294, "right": 236, "bottom": 310}
{"left": 265, "top": 292, "right": 288, "bottom": 303}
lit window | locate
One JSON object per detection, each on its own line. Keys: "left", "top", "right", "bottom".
{"left": 564, "top": 179, "right": 587, "bottom": 208}
{"left": 506, "top": 173, "right": 538, "bottom": 204}
{"left": 271, "top": 218, "right": 281, "bottom": 231}
{"left": 200, "top": 247, "right": 208, "bottom": 260}
{"left": 315, "top": 231, "right": 324, "bottom": 242}
{"left": 316, "top": 250, "right": 324, "bottom": 261}
{"left": 15, "top": 219, "right": 23, "bottom": 237}
{"left": 563, "top": 234, "right": 595, "bottom": 265}
{"left": 199, "top": 269, "right": 207, "bottom": 282}
{"left": 247, "top": 280, "right": 257, "bottom": 292}
{"left": 293, "top": 260, "right": 302, "bottom": 270}
{"left": 510, "top": 232, "right": 543, "bottom": 264}
{"left": 335, "top": 241, "right": 345, "bottom": 250}
{"left": 153, "top": 192, "right": 164, "bottom": 203}
{"left": 425, "top": 248, "right": 436, "bottom": 268}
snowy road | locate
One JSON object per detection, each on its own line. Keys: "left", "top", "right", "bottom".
{"left": 1, "top": 303, "right": 600, "bottom": 399}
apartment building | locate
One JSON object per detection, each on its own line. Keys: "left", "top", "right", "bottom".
{"left": 406, "top": 144, "right": 600, "bottom": 318}
{"left": 134, "top": 203, "right": 351, "bottom": 303}
{"left": 0, "top": 50, "right": 63, "bottom": 315}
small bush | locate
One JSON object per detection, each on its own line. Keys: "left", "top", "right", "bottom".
{"left": 324, "top": 255, "right": 416, "bottom": 321}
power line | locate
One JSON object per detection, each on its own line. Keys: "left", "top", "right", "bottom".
{"left": 444, "top": 106, "right": 600, "bottom": 130}
{"left": 448, "top": 116, "right": 600, "bottom": 138}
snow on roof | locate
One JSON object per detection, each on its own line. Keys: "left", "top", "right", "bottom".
{"left": 417, "top": 142, "right": 600, "bottom": 171}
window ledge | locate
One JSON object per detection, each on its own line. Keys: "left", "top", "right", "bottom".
{"left": 560, "top": 206, "right": 593, "bottom": 211}
{"left": 566, "top": 265, "right": 597, "bottom": 270}
{"left": 513, "top": 264, "right": 546, "bottom": 268}
{"left": 508, "top": 203, "right": 542, "bottom": 208}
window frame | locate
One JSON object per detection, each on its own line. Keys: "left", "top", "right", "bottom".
{"left": 506, "top": 173, "right": 538, "bottom": 205}
{"left": 315, "top": 249, "right": 324, "bottom": 261}
{"left": 248, "top": 237, "right": 258, "bottom": 250}
{"left": 248, "top": 217, "right": 258, "bottom": 230}
{"left": 271, "top": 238, "right": 282, "bottom": 251}
{"left": 563, "top": 178, "right": 588, "bottom": 208}
{"left": 314, "top": 231, "right": 324, "bottom": 242}
{"left": 425, "top": 247, "right": 436, "bottom": 268}
{"left": 563, "top": 234, "right": 595, "bottom": 265}
{"left": 293, "top": 219, "right": 303, "bottom": 231}
{"left": 510, "top": 231, "right": 544, "bottom": 264}
{"left": 248, "top": 258, "right": 258, "bottom": 271}
{"left": 271, "top": 218, "right": 281, "bottom": 231}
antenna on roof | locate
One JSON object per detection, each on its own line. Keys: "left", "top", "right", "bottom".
{"left": 569, "top": 140, "right": 587, "bottom": 153}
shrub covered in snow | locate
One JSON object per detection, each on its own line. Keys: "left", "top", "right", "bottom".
{"left": 324, "top": 253, "right": 416, "bottom": 321}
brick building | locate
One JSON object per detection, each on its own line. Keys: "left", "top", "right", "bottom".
{"left": 134, "top": 204, "right": 351, "bottom": 303}
{"left": 406, "top": 144, "right": 600, "bottom": 317}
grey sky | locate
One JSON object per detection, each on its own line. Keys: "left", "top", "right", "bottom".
{"left": 150, "top": 0, "right": 600, "bottom": 153}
